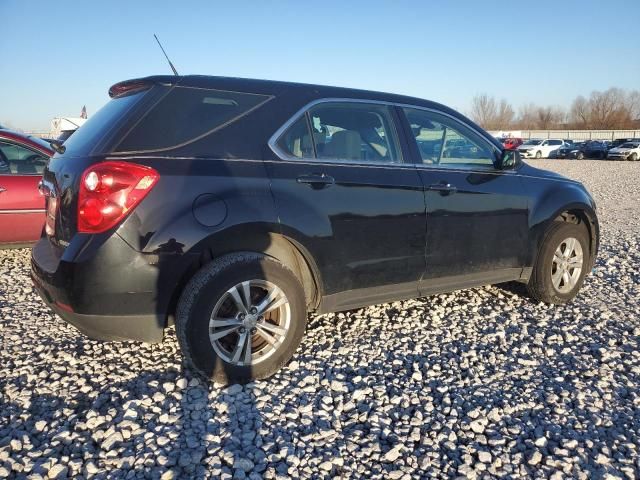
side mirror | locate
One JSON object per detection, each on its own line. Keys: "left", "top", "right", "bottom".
{"left": 496, "top": 149, "right": 520, "bottom": 170}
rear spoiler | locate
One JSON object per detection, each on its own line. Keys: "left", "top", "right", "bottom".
{"left": 108, "top": 80, "right": 156, "bottom": 98}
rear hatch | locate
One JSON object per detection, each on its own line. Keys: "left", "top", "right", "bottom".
{"left": 42, "top": 81, "right": 163, "bottom": 249}
{"left": 42, "top": 76, "right": 275, "bottom": 253}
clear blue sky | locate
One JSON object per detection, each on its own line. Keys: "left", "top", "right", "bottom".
{"left": 1, "top": 0, "right": 639, "bottom": 131}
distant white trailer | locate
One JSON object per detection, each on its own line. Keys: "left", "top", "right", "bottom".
{"left": 50, "top": 117, "right": 87, "bottom": 140}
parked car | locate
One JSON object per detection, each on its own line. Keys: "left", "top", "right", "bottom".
{"left": 502, "top": 137, "right": 523, "bottom": 150}
{"left": 0, "top": 129, "right": 53, "bottom": 246}
{"left": 570, "top": 140, "right": 609, "bottom": 159}
{"left": 517, "top": 138, "right": 566, "bottom": 159}
{"left": 607, "top": 141, "right": 640, "bottom": 161}
{"left": 31, "top": 75, "right": 600, "bottom": 383}
{"left": 555, "top": 142, "right": 584, "bottom": 159}
{"left": 607, "top": 138, "right": 639, "bottom": 151}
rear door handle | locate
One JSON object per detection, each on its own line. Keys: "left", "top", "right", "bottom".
{"left": 428, "top": 183, "right": 457, "bottom": 194}
{"left": 297, "top": 173, "right": 335, "bottom": 189}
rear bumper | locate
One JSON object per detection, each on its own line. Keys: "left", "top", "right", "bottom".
{"left": 30, "top": 234, "right": 194, "bottom": 343}
{"left": 32, "top": 280, "right": 164, "bottom": 342}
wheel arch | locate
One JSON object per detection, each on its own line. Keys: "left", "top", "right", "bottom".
{"left": 165, "top": 226, "right": 322, "bottom": 325}
{"left": 529, "top": 186, "right": 599, "bottom": 270}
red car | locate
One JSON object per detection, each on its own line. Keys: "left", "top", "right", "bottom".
{"left": 0, "top": 130, "right": 53, "bottom": 246}
{"left": 502, "top": 137, "right": 523, "bottom": 150}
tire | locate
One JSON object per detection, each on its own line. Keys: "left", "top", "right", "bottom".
{"left": 576, "top": 152, "right": 584, "bottom": 160}
{"left": 527, "top": 222, "right": 590, "bottom": 304}
{"left": 535, "top": 151, "right": 542, "bottom": 159}
{"left": 629, "top": 153, "right": 638, "bottom": 161}
{"left": 176, "top": 252, "right": 307, "bottom": 384}
{"left": 597, "top": 151, "right": 605, "bottom": 160}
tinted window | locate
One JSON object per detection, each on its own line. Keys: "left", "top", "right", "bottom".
{"left": 277, "top": 116, "right": 314, "bottom": 159}
{"left": 549, "top": 140, "right": 562, "bottom": 146}
{"left": 403, "top": 108, "right": 496, "bottom": 168}
{"left": 308, "top": 102, "right": 401, "bottom": 163}
{"left": 0, "top": 141, "right": 48, "bottom": 175}
{"left": 61, "top": 90, "right": 147, "bottom": 156}
{"left": 116, "top": 86, "right": 272, "bottom": 153}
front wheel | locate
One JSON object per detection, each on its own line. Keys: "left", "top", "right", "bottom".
{"left": 576, "top": 152, "right": 585, "bottom": 160}
{"left": 527, "top": 222, "right": 590, "bottom": 304}
{"left": 176, "top": 253, "right": 307, "bottom": 384}
{"left": 629, "top": 153, "right": 638, "bottom": 161}
{"left": 535, "top": 151, "right": 542, "bottom": 159}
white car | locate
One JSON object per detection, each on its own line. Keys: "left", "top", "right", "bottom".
{"left": 607, "top": 142, "right": 640, "bottom": 161}
{"left": 517, "top": 139, "right": 566, "bottom": 159}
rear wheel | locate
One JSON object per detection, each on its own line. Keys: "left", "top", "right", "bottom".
{"left": 176, "top": 253, "right": 307, "bottom": 384}
{"left": 527, "top": 222, "right": 590, "bottom": 304}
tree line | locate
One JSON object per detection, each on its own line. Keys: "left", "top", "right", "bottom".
{"left": 469, "top": 88, "right": 640, "bottom": 131}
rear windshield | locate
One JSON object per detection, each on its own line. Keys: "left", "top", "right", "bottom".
{"left": 60, "top": 90, "right": 147, "bottom": 156}
{"left": 114, "top": 86, "right": 272, "bottom": 153}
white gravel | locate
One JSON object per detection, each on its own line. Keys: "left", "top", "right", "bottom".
{"left": 1, "top": 159, "right": 639, "bottom": 479}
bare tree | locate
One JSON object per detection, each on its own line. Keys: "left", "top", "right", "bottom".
{"left": 470, "top": 87, "right": 639, "bottom": 131}
{"left": 569, "top": 95, "right": 590, "bottom": 127}
{"left": 516, "top": 103, "right": 538, "bottom": 130}
{"left": 628, "top": 90, "right": 640, "bottom": 121}
{"left": 589, "top": 88, "right": 628, "bottom": 129}
{"left": 470, "top": 94, "right": 497, "bottom": 129}
{"left": 495, "top": 99, "right": 515, "bottom": 130}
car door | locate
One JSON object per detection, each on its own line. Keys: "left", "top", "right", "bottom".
{"left": 266, "top": 100, "right": 426, "bottom": 311}
{"left": 399, "top": 107, "right": 530, "bottom": 294}
{"left": 0, "top": 140, "right": 47, "bottom": 244}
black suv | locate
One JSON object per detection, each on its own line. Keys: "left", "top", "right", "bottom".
{"left": 31, "top": 75, "right": 599, "bottom": 383}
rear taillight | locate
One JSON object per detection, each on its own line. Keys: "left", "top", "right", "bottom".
{"left": 78, "top": 161, "right": 159, "bottom": 233}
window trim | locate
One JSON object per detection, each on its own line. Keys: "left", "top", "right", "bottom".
{"left": 0, "top": 140, "right": 49, "bottom": 177}
{"left": 268, "top": 98, "right": 501, "bottom": 168}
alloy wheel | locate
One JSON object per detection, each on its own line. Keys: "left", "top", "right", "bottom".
{"left": 551, "top": 237, "right": 583, "bottom": 294}
{"left": 208, "top": 280, "right": 291, "bottom": 366}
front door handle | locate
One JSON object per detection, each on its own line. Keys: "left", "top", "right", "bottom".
{"left": 428, "top": 183, "right": 457, "bottom": 195}
{"left": 297, "top": 173, "right": 335, "bottom": 189}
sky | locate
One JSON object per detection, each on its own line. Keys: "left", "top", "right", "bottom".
{"left": 1, "top": 0, "right": 639, "bottom": 131}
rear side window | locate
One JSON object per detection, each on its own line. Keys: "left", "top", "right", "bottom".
{"left": 115, "top": 87, "right": 272, "bottom": 153}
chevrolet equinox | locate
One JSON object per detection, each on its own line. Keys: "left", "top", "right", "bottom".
{"left": 31, "top": 76, "right": 599, "bottom": 383}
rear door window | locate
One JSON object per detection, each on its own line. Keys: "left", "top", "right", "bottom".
{"left": 274, "top": 102, "right": 401, "bottom": 163}
{"left": 115, "top": 87, "right": 272, "bottom": 153}
{"left": 308, "top": 102, "right": 401, "bottom": 163}
{"left": 276, "top": 116, "right": 315, "bottom": 159}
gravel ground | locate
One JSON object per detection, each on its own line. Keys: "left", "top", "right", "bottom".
{"left": 1, "top": 159, "right": 639, "bottom": 479}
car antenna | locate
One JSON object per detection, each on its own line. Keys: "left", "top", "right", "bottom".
{"left": 153, "top": 34, "right": 179, "bottom": 76}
